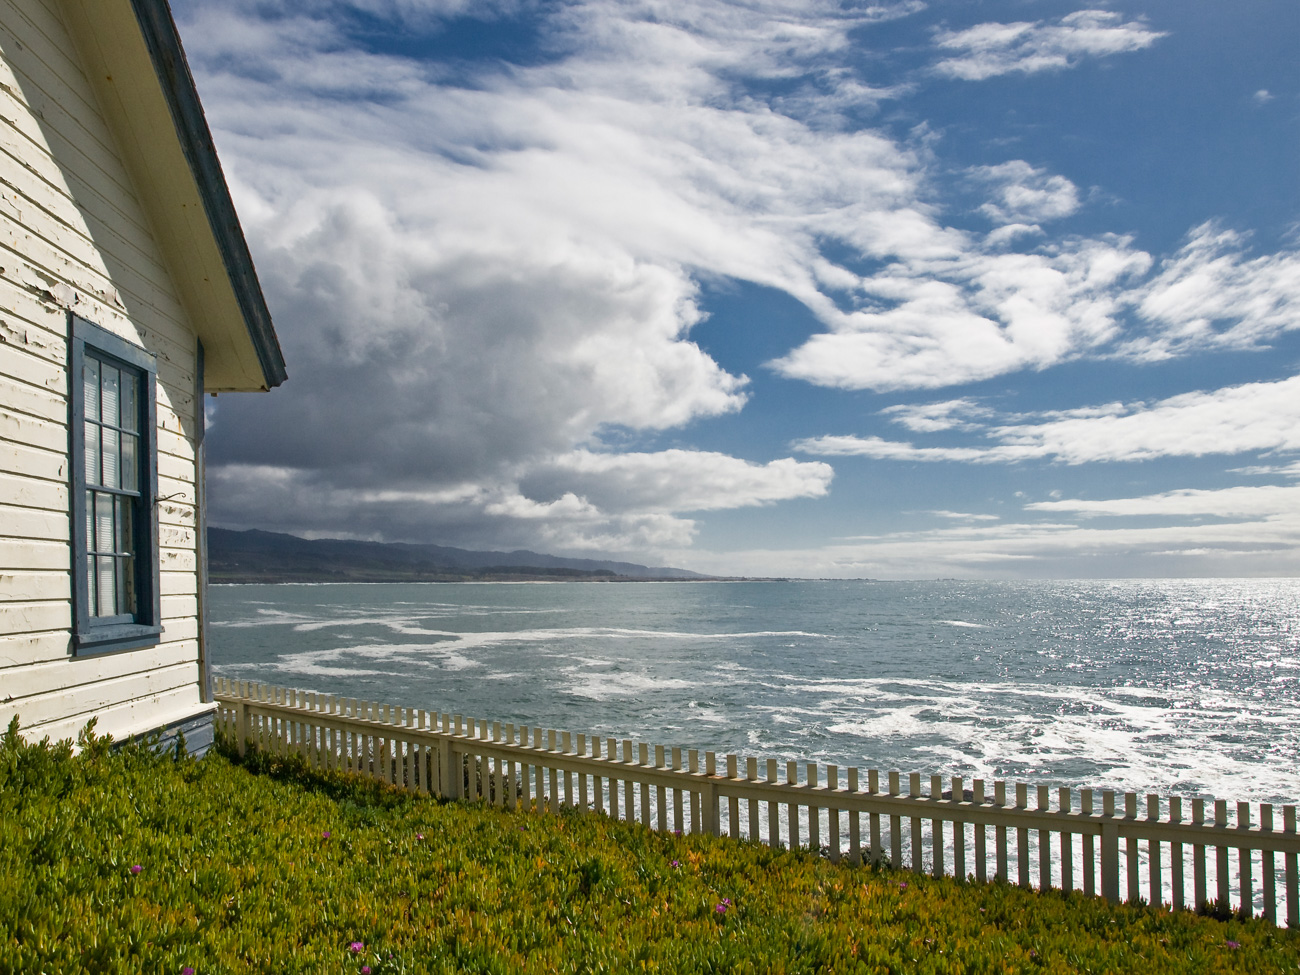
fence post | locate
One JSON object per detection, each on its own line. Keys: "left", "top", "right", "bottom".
{"left": 1017, "top": 783, "right": 1030, "bottom": 889}
{"left": 889, "top": 771, "right": 902, "bottom": 869}
{"left": 809, "top": 763, "right": 821, "bottom": 854}
{"left": 910, "top": 773, "right": 923, "bottom": 875}
{"left": 1193, "top": 798, "right": 1208, "bottom": 910}
{"left": 236, "top": 682, "right": 249, "bottom": 758}
{"left": 1101, "top": 791, "right": 1120, "bottom": 904}
{"left": 704, "top": 752, "right": 720, "bottom": 836}
{"left": 789, "top": 761, "right": 802, "bottom": 850}
{"left": 1284, "top": 805, "right": 1298, "bottom": 929}
{"left": 994, "top": 781, "right": 1008, "bottom": 883}
{"left": 869, "top": 769, "right": 882, "bottom": 865}
{"left": 1238, "top": 802, "right": 1253, "bottom": 917}
{"left": 672, "top": 746, "right": 684, "bottom": 835}
{"left": 1169, "top": 796, "right": 1183, "bottom": 910}
{"left": 767, "top": 759, "right": 780, "bottom": 848}
{"left": 1149, "top": 795, "right": 1163, "bottom": 908}
{"left": 952, "top": 776, "right": 965, "bottom": 881}
{"left": 1059, "top": 787, "right": 1073, "bottom": 893}
{"left": 1216, "top": 799, "right": 1230, "bottom": 909}
{"left": 848, "top": 768, "right": 861, "bottom": 865}
{"left": 726, "top": 754, "right": 740, "bottom": 839}
{"left": 1262, "top": 804, "right": 1276, "bottom": 925}
{"left": 931, "top": 774, "right": 944, "bottom": 878}
{"left": 440, "top": 737, "right": 457, "bottom": 800}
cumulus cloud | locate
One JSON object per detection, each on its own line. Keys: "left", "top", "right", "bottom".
{"left": 971, "top": 161, "right": 1082, "bottom": 226}
{"left": 210, "top": 449, "right": 832, "bottom": 554}
{"left": 794, "top": 375, "right": 1300, "bottom": 465}
{"left": 933, "top": 10, "right": 1166, "bottom": 81}
{"left": 189, "top": 0, "right": 919, "bottom": 554}
{"left": 178, "top": 0, "right": 1296, "bottom": 566}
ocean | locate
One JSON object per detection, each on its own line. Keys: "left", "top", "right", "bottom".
{"left": 207, "top": 578, "right": 1300, "bottom": 807}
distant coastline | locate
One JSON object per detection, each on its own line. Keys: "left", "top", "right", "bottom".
{"left": 207, "top": 526, "right": 755, "bottom": 584}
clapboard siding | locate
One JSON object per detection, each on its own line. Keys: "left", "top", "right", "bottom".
{"left": 0, "top": 0, "right": 207, "bottom": 743}
{"left": 0, "top": 628, "right": 66, "bottom": 668}
{"left": 0, "top": 468, "right": 66, "bottom": 510}
{"left": 7, "top": 683, "right": 208, "bottom": 745}
{"left": 0, "top": 503, "right": 64, "bottom": 542}
{"left": 0, "top": 639, "right": 196, "bottom": 703}
{"left": 0, "top": 567, "right": 65, "bottom": 600}
{"left": 0, "top": 661, "right": 199, "bottom": 734}
{"left": 0, "top": 536, "right": 65, "bottom": 569}
{"left": 0, "top": 437, "right": 64, "bottom": 482}
{"left": 0, "top": 597, "right": 68, "bottom": 633}
{"left": 0, "top": 619, "right": 195, "bottom": 670}
{"left": 0, "top": 273, "right": 203, "bottom": 404}
{"left": 0, "top": 364, "right": 65, "bottom": 426}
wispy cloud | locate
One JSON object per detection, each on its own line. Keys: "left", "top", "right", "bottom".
{"left": 1124, "top": 223, "right": 1300, "bottom": 359}
{"left": 933, "top": 10, "right": 1166, "bottom": 81}
{"left": 794, "top": 375, "right": 1300, "bottom": 465}
{"left": 1025, "top": 484, "right": 1300, "bottom": 519}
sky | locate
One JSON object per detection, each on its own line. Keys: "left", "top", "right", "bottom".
{"left": 178, "top": 0, "right": 1300, "bottom": 578}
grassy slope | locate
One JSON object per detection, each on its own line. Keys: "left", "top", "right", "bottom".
{"left": 1, "top": 727, "right": 1297, "bottom": 974}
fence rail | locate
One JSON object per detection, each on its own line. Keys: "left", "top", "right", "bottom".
{"left": 212, "top": 678, "right": 1300, "bottom": 927}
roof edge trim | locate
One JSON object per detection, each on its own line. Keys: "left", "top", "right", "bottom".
{"left": 128, "top": 0, "right": 287, "bottom": 389}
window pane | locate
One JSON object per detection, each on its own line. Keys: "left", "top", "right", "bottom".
{"left": 102, "top": 429, "right": 120, "bottom": 490}
{"left": 123, "top": 553, "right": 136, "bottom": 616}
{"left": 86, "top": 546, "right": 96, "bottom": 614}
{"left": 120, "top": 433, "right": 138, "bottom": 493}
{"left": 97, "top": 556, "right": 116, "bottom": 617}
{"left": 95, "top": 491, "right": 114, "bottom": 553}
{"left": 84, "top": 421, "right": 101, "bottom": 486}
{"left": 101, "top": 365, "right": 120, "bottom": 428}
{"left": 83, "top": 358, "right": 100, "bottom": 422}
{"left": 116, "top": 556, "right": 132, "bottom": 616}
{"left": 120, "top": 373, "right": 138, "bottom": 433}
{"left": 85, "top": 492, "right": 95, "bottom": 553}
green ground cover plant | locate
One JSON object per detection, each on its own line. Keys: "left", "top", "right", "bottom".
{"left": 1, "top": 720, "right": 1297, "bottom": 974}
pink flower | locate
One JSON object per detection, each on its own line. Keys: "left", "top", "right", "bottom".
{"left": 322, "top": 831, "right": 331, "bottom": 839}
{"left": 416, "top": 833, "right": 425, "bottom": 841}
{"left": 129, "top": 865, "right": 142, "bottom": 875}
{"left": 1226, "top": 941, "right": 1241, "bottom": 949}
{"left": 182, "top": 968, "right": 195, "bottom": 975}
{"left": 715, "top": 903, "right": 727, "bottom": 914}
{"left": 361, "top": 968, "right": 372, "bottom": 974}
{"left": 671, "top": 860, "right": 680, "bottom": 868}
{"left": 349, "top": 942, "right": 364, "bottom": 954}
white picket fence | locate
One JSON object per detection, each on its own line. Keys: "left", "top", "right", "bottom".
{"left": 212, "top": 678, "right": 1300, "bottom": 927}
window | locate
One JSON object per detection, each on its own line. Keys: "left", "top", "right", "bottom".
{"left": 70, "top": 314, "right": 161, "bottom": 653}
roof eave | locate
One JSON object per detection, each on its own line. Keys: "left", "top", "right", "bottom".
{"left": 58, "top": 0, "right": 287, "bottom": 391}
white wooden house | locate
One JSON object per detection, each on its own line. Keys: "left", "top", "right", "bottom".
{"left": 0, "top": 0, "right": 286, "bottom": 750}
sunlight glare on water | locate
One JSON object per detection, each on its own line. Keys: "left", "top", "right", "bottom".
{"left": 209, "top": 578, "right": 1300, "bottom": 805}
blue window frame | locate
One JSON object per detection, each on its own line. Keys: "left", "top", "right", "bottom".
{"left": 69, "top": 314, "right": 161, "bottom": 654}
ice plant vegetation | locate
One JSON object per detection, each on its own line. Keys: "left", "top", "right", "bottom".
{"left": 0, "top": 719, "right": 1295, "bottom": 973}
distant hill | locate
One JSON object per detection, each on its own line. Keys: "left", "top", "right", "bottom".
{"left": 207, "top": 527, "right": 707, "bottom": 583}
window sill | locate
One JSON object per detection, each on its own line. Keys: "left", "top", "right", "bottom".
{"left": 74, "top": 623, "right": 163, "bottom": 656}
